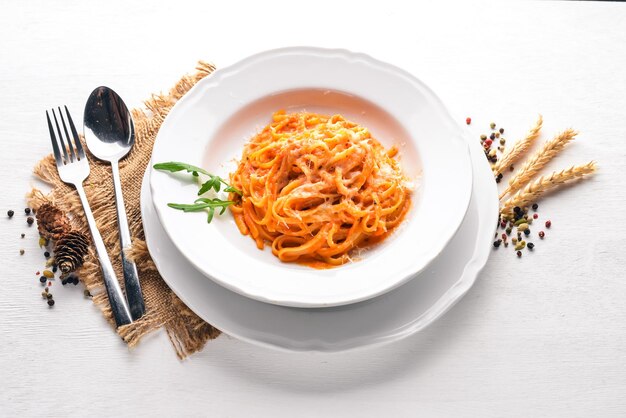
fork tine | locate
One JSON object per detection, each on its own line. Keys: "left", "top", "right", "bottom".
{"left": 46, "top": 111, "right": 63, "bottom": 166}
{"left": 52, "top": 108, "right": 71, "bottom": 164}
{"left": 58, "top": 107, "right": 77, "bottom": 162}
{"left": 64, "top": 105, "right": 85, "bottom": 159}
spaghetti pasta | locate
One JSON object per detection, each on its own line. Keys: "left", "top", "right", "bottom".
{"left": 229, "top": 111, "right": 412, "bottom": 267}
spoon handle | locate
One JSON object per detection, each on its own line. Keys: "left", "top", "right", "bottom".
{"left": 111, "top": 162, "right": 146, "bottom": 320}
{"left": 75, "top": 184, "right": 133, "bottom": 327}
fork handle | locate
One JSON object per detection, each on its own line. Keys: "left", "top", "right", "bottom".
{"left": 75, "top": 183, "right": 133, "bottom": 327}
{"left": 111, "top": 162, "right": 145, "bottom": 320}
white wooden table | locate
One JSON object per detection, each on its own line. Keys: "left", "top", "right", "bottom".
{"left": 1, "top": 1, "right": 625, "bottom": 416}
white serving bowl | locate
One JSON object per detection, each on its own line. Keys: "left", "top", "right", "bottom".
{"left": 150, "top": 47, "right": 472, "bottom": 307}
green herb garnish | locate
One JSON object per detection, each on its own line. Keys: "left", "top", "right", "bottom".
{"left": 154, "top": 161, "right": 241, "bottom": 223}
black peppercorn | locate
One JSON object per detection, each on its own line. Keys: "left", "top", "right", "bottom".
{"left": 499, "top": 128, "right": 504, "bottom": 134}
{"left": 516, "top": 251, "right": 522, "bottom": 258}
{"left": 25, "top": 208, "right": 31, "bottom": 215}
{"left": 72, "top": 277, "right": 79, "bottom": 285}
{"left": 26, "top": 216, "right": 34, "bottom": 225}
{"left": 527, "top": 243, "right": 535, "bottom": 250}
{"left": 39, "top": 276, "right": 46, "bottom": 284}
{"left": 532, "top": 203, "right": 538, "bottom": 210}
{"left": 47, "top": 299, "right": 55, "bottom": 307}
{"left": 524, "top": 229, "right": 530, "bottom": 236}
{"left": 62, "top": 279, "right": 68, "bottom": 285}
{"left": 44, "top": 251, "right": 50, "bottom": 258}
{"left": 52, "top": 265, "right": 58, "bottom": 273}
{"left": 7, "top": 210, "right": 14, "bottom": 218}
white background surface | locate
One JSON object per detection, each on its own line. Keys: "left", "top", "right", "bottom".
{"left": 1, "top": 1, "right": 625, "bottom": 417}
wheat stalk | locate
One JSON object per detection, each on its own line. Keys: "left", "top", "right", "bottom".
{"left": 499, "top": 128, "right": 577, "bottom": 200}
{"left": 500, "top": 161, "right": 597, "bottom": 218}
{"left": 492, "top": 114, "right": 543, "bottom": 176}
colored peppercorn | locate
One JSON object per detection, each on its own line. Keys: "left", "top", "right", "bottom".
{"left": 485, "top": 139, "right": 493, "bottom": 147}
{"left": 490, "top": 133, "right": 495, "bottom": 140}
{"left": 506, "top": 227, "right": 512, "bottom": 235}
{"left": 466, "top": 117, "right": 471, "bottom": 125}
{"left": 490, "top": 122, "right": 496, "bottom": 129}
{"left": 26, "top": 216, "right": 34, "bottom": 225}
{"left": 533, "top": 213, "right": 538, "bottom": 219}
{"left": 516, "top": 251, "right": 522, "bottom": 258}
{"left": 539, "top": 231, "right": 545, "bottom": 239}
{"left": 7, "top": 210, "right": 14, "bottom": 218}
{"left": 545, "top": 220, "right": 551, "bottom": 228}
{"left": 19, "top": 249, "right": 25, "bottom": 255}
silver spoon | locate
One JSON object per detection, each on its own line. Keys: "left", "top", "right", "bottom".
{"left": 84, "top": 86, "right": 145, "bottom": 321}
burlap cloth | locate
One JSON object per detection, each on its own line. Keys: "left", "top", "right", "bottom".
{"left": 28, "top": 62, "right": 221, "bottom": 359}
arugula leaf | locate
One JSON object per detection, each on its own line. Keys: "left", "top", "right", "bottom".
{"left": 156, "top": 160, "right": 242, "bottom": 223}
{"left": 155, "top": 161, "right": 243, "bottom": 196}
{"left": 198, "top": 175, "right": 222, "bottom": 195}
{"left": 153, "top": 161, "right": 210, "bottom": 177}
{"left": 167, "top": 198, "right": 234, "bottom": 223}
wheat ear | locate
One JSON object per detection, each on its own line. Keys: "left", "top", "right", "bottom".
{"left": 500, "top": 161, "right": 596, "bottom": 218}
{"left": 500, "top": 128, "right": 577, "bottom": 200}
{"left": 492, "top": 114, "right": 543, "bottom": 176}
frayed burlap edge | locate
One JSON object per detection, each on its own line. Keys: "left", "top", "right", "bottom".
{"left": 27, "top": 62, "right": 222, "bottom": 359}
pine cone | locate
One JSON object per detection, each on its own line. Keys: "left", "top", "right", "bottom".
{"left": 54, "top": 231, "right": 89, "bottom": 274}
{"left": 36, "top": 203, "right": 71, "bottom": 240}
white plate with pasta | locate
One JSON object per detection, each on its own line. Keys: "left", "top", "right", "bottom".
{"left": 141, "top": 130, "right": 497, "bottom": 351}
{"left": 150, "top": 47, "right": 473, "bottom": 307}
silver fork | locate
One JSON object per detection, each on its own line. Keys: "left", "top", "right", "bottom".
{"left": 46, "top": 106, "right": 132, "bottom": 327}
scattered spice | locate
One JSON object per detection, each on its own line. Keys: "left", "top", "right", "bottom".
{"left": 545, "top": 220, "right": 552, "bottom": 228}
{"left": 516, "top": 251, "right": 522, "bottom": 258}
{"left": 490, "top": 122, "right": 496, "bottom": 130}
{"left": 44, "top": 251, "right": 50, "bottom": 258}
{"left": 21, "top": 233, "right": 25, "bottom": 238}
{"left": 7, "top": 210, "right": 14, "bottom": 218}
{"left": 527, "top": 243, "right": 535, "bottom": 250}
{"left": 25, "top": 208, "right": 31, "bottom": 215}
{"left": 39, "top": 276, "right": 46, "bottom": 284}
{"left": 532, "top": 203, "right": 539, "bottom": 210}
{"left": 47, "top": 299, "right": 55, "bottom": 307}
{"left": 19, "top": 249, "right": 24, "bottom": 255}
{"left": 26, "top": 216, "right": 34, "bottom": 225}
{"left": 533, "top": 213, "right": 538, "bottom": 219}
{"left": 466, "top": 117, "right": 472, "bottom": 125}
{"left": 42, "top": 270, "right": 54, "bottom": 279}
{"left": 539, "top": 231, "right": 545, "bottom": 239}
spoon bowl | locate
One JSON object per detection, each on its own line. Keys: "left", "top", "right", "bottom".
{"left": 84, "top": 86, "right": 135, "bottom": 162}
